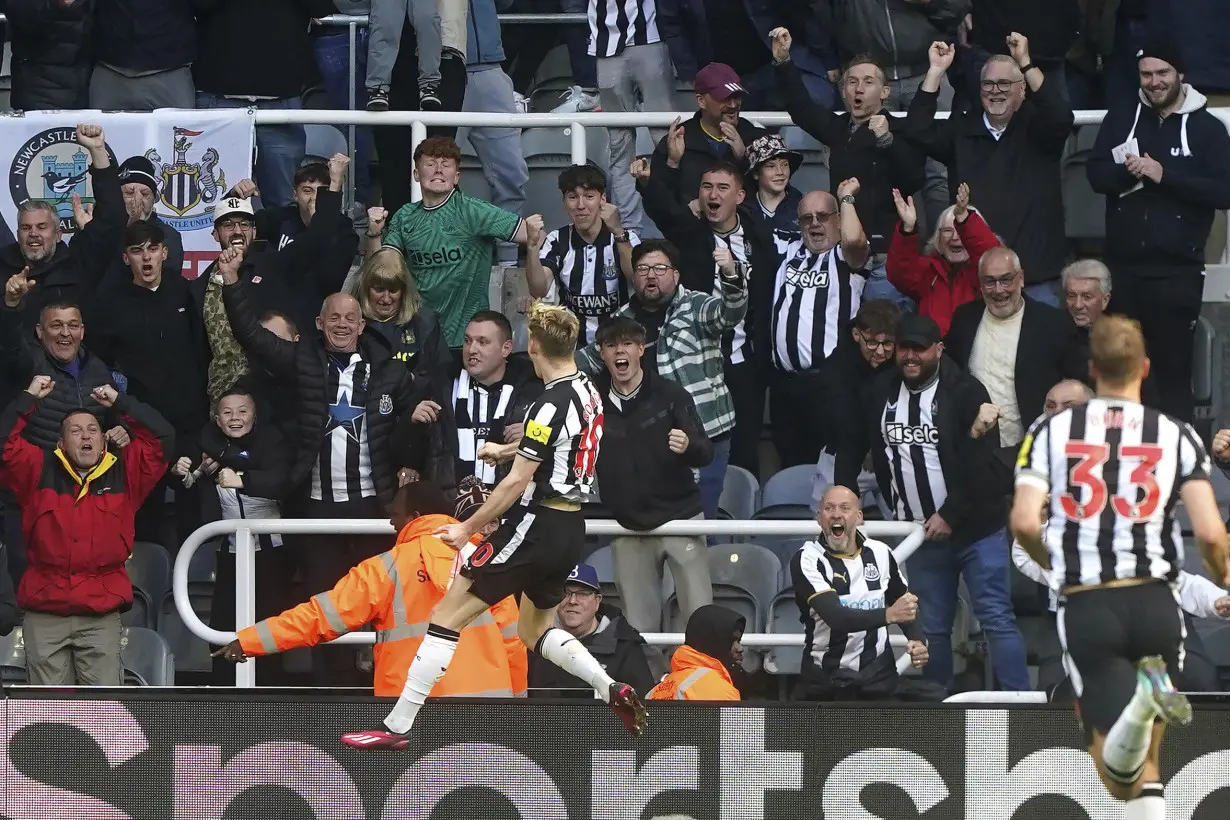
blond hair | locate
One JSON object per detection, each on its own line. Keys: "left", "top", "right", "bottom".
{"left": 1090, "top": 315, "right": 1147, "bottom": 385}
{"left": 528, "top": 301, "right": 580, "bottom": 359}
{"left": 349, "top": 247, "right": 422, "bottom": 326}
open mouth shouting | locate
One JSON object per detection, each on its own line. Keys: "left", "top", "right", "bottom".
{"left": 612, "top": 353, "right": 630, "bottom": 378}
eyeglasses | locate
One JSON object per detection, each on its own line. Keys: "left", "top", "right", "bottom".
{"left": 216, "top": 219, "right": 254, "bottom": 230}
{"left": 633, "top": 264, "right": 675, "bottom": 277}
{"left": 562, "top": 589, "right": 598, "bottom": 601}
{"left": 980, "top": 79, "right": 1023, "bottom": 93}
{"left": 860, "top": 336, "right": 895, "bottom": 351}
{"left": 799, "top": 210, "right": 837, "bottom": 225}
{"left": 980, "top": 272, "right": 1021, "bottom": 291}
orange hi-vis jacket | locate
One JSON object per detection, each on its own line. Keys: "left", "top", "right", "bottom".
{"left": 237, "top": 514, "right": 527, "bottom": 697}
{"left": 647, "top": 645, "right": 740, "bottom": 701}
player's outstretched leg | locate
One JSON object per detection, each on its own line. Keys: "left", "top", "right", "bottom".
{"left": 534, "top": 626, "right": 647, "bottom": 736}
{"left": 1099, "top": 655, "right": 1186, "bottom": 788}
{"left": 1137, "top": 655, "right": 1191, "bottom": 727}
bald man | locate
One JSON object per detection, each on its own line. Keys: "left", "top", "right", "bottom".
{"left": 221, "top": 271, "right": 418, "bottom": 685}
{"left": 790, "top": 485, "right": 946, "bottom": 702}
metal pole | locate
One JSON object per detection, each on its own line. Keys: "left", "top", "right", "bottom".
{"left": 411, "top": 120, "right": 427, "bottom": 202}
{"left": 234, "top": 527, "right": 257, "bottom": 688}
{"left": 347, "top": 21, "right": 358, "bottom": 210}
{"left": 570, "top": 122, "right": 586, "bottom": 165}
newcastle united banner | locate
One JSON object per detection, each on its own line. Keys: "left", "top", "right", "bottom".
{"left": 0, "top": 109, "right": 255, "bottom": 280}
{"left": 3, "top": 690, "right": 1228, "bottom": 819}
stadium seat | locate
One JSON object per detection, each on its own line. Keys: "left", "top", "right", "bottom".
{"left": 1061, "top": 125, "right": 1106, "bottom": 240}
{"left": 719, "top": 464, "right": 761, "bottom": 520}
{"left": 0, "top": 626, "right": 26, "bottom": 684}
{"left": 764, "top": 589, "right": 803, "bottom": 677}
{"left": 761, "top": 464, "right": 820, "bottom": 509}
{"left": 1191, "top": 316, "right": 1221, "bottom": 443}
{"left": 124, "top": 541, "right": 172, "bottom": 631}
{"left": 789, "top": 163, "right": 832, "bottom": 202}
{"left": 121, "top": 627, "right": 175, "bottom": 686}
{"left": 304, "top": 125, "right": 347, "bottom": 163}
{"left": 749, "top": 504, "right": 817, "bottom": 565}
{"left": 778, "top": 126, "right": 829, "bottom": 162}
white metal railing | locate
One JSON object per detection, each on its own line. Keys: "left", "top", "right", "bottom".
{"left": 174, "top": 518, "right": 924, "bottom": 687}
{"left": 945, "top": 691, "right": 1048, "bottom": 704}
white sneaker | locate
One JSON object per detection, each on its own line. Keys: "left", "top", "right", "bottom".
{"left": 514, "top": 92, "right": 530, "bottom": 114}
{"left": 550, "top": 85, "right": 601, "bottom": 114}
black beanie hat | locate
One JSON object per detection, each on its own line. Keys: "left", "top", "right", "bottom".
{"left": 1136, "top": 32, "right": 1185, "bottom": 75}
{"left": 118, "top": 155, "right": 160, "bottom": 195}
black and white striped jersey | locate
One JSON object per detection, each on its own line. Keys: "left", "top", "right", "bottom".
{"left": 588, "top": 0, "right": 661, "bottom": 58}
{"left": 452, "top": 370, "right": 520, "bottom": 488}
{"left": 790, "top": 536, "right": 905, "bottom": 679}
{"left": 539, "top": 225, "right": 639, "bottom": 347}
{"left": 881, "top": 376, "right": 947, "bottom": 523}
{"left": 516, "top": 372, "right": 604, "bottom": 507}
{"left": 310, "top": 353, "right": 376, "bottom": 503}
{"left": 771, "top": 235, "right": 865, "bottom": 372}
{"left": 1015, "top": 398, "right": 1211, "bottom": 591}
{"left": 713, "top": 223, "right": 751, "bottom": 365}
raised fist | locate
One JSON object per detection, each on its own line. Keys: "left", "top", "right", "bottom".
{"left": 769, "top": 27, "right": 792, "bottom": 63}
{"left": 230, "top": 179, "right": 259, "bottom": 200}
{"left": 713, "top": 246, "right": 735, "bottom": 277}
{"left": 836, "top": 177, "right": 861, "bottom": 199}
{"left": 367, "top": 206, "right": 389, "bottom": 234}
{"left": 91, "top": 384, "right": 119, "bottom": 408}
{"left": 217, "top": 246, "right": 244, "bottom": 283}
{"left": 867, "top": 114, "right": 889, "bottom": 138}
{"left": 26, "top": 375, "right": 54, "bottom": 399}
{"left": 328, "top": 153, "right": 350, "bottom": 184}
{"left": 630, "top": 158, "right": 651, "bottom": 181}
{"left": 927, "top": 41, "right": 956, "bottom": 71}
{"left": 75, "top": 123, "right": 105, "bottom": 150}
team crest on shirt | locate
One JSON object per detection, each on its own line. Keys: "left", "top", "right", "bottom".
{"left": 864, "top": 564, "right": 881, "bottom": 582}
{"left": 602, "top": 262, "right": 619, "bottom": 281}
{"left": 378, "top": 394, "right": 393, "bottom": 415}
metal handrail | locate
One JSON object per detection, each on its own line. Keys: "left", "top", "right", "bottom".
{"left": 174, "top": 518, "right": 925, "bottom": 686}
{"left": 318, "top": 12, "right": 586, "bottom": 25}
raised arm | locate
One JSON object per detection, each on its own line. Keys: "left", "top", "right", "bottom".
{"left": 770, "top": 28, "right": 844, "bottom": 146}
{"left": 835, "top": 178, "right": 870, "bottom": 271}
{"left": 0, "top": 381, "right": 53, "bottom": 500}
{"left": 697, "top": 248, "right": 749, "bottom": 335}
{"left": 904, "top": 42, "right": 958, "bottom": 165}
{"left": 218, "top": 249, "right": 300, "bottom": 377}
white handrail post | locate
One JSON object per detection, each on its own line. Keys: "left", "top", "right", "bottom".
{"left": 234, "top": 527, "right": 257, "bottom": 688}
{"left": 570, "top": 121, "right": 586, "bottom": 165}
{"left": 346, "top": 21, "right": 358, "bottom": 211}
{"left": 410, "top": 120, "right": 427, "bottom": 202}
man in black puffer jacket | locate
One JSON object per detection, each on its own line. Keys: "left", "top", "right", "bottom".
{"left": 219, "top": 252, "right": 416, "bottom": 684}
{"left": 7, "top": 0, "right": 95, "bottom": 110}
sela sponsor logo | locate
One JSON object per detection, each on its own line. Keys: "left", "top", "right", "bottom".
{"left": 885, "top": 422, "right": 940, "bottom": 446}
{"left": 408, "top": 245, "right": 465, "bottom": 266}
{"left": 567, "top": 291, "right": 621, "bottom": 316}
{"left": 9, "top": 128, "right": 118, "bottom": 234}
{"left": 784, "top": 263, "right": 829, "bottom": 290}
{"left": 146, "top": 127, "right": 227, "bottom": 231}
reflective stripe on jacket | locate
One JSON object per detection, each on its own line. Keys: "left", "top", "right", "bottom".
{"left": 237, "top": 513, "right": 527, "bottom": 697}
{"left": 647, "top": 645, "right": 739, "bottom": 701}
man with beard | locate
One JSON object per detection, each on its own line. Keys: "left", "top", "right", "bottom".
{"left": 0, "top": 124, "right": 124, "bottom": 330}
{"left": 1061, "top": 259, "right": 1111, "bottom": 347}
{"left": 764, "top": 181, "right": 869, "bottom": 470}
{"left": 650, "top": 64, "right": 767, "bottom": 211}
{"left": 841, "top": 313, "right": 1029, "bottom": 692}
{"left": 636, "top": 152, "right": 778, "bottom": 478}
{"left": 791, "top": 485, "right": 942, "bottom": 702}
{"left": 1087, "top": 34, "right": 1230, "bottom": 423}
{"left": 906, "top": 35, "right": 1073, "bottom": 305}
{"left": 114, "top": 156, "right": 184, "bottom": 279}
{"left": 771, "top": 28, "right": 926, "bottom": 306}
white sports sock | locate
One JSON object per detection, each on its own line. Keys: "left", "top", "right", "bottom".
{"left": 1125, "top": 783, "right": 1165, "bottom": 820}
{"left": 536, "top": 627, "right": 616, "bottom": 702}
{"left": 1102, "top": 686, "right": 1158, "bottom": 783}
{"left": 384, "top": 627, "right": 459, "bottom": 734}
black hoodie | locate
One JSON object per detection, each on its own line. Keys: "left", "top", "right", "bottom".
{"left": 528, "top": 604, "right": 658, "bottom": 697}
{"left": 196, "top": 418, "right": 291, "bottom": 524}
{"left": 685, "top": 604, "right": 746, "bottom": 671}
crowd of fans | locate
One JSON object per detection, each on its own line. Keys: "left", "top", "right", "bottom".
{"left": 1, "top": 0, "right": 1229, "bottom": 700}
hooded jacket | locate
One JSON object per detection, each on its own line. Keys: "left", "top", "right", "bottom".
{"left": 237, "top": 513, "right": 527, "bottom": 697}
{"left": 221, "top": 278, "right": 417, "bottom": 507}
{"left": 7, "top": 0, "right": 94, "bottom": 111}
{"left": 648, "top": 604, "right": 744, "bottom": 701}
{"left": 1087, "top": 85, "right": 1230, "bottom": 271}
{"left": 827, "top": 0, "right": 969, "bottom": 76}
{"left": 528, "top": 604, "right": 657, "bottom": 697}
{"left": 195, "top": 419, "right": 291, "bottom": 549}
{"left": 0, "top": 390, "right": 173, "bottom": 616}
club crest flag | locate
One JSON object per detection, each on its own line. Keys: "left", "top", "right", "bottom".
{"left": 0, "top": 109, "right": 255, "bottom": 279}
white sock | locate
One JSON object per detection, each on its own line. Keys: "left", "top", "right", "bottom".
{"left": 1102, "top": 686, "right": 1158, "bottom": 784}
{"left": 384, "top": 626, "right": 459, "bottom": 734}
{"left": 536, "top": 627, "right": 616, "bottom": 702}
{"left": 1125, "top": 783, "right": 1165, "bottom": 820}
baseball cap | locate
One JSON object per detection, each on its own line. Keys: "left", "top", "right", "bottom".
{"left": 212, "top": 197, "right": 255, "bottom": 225}
{"left": 896, "top": 314, "right": 942, "bottom": 349}
{"left": 118, "top": 156, "right": 159, "bottom": 194}
{"left": 565, "top": 563, "right": 602, "bottom": 593}
{"left": 695, "top": 63, "right": 746, "bottom": 101}
{"left": 454, "top": 476, "right": 489, "bottom": 522}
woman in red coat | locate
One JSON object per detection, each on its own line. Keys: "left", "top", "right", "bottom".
{"left": 886, "top": 183, "right": 1001, "bottom": 336}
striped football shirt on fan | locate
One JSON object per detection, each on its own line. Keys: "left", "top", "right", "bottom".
{"left": 539, "top": 225, "right": 639, "bottom": 347}
{"left": 713, "top": 223, "right": 751, "bottom": 365}
{"left": 770, "top": 235, "right": 865, "bottom": 372}
{"left": 588, "top": 0, "right": 661, "bottom": 58}
{"left": 1015, "top": 398, "right": 1211, "bottom": 591}
{"left": 452, "top": 370, "right": 518, "bottom": 488}
{"left": 881, "top": 377, "right": 947, "bottom": 523}
{"left": 310, "top": 353, "right": 376, "bottom": 503}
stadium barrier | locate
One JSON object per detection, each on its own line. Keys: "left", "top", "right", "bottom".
{"left": 174, "top": 518, "right": 925, "bottom": 687}
{"left": 5, "top": 689, "right": 1229, "bottom": 819}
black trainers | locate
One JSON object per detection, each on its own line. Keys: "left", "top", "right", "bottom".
{"left": 420, "top": 81, "right": 442, "bottom": 111}
{"left": 366, "top": 86, "right": 390, "bottom": 112}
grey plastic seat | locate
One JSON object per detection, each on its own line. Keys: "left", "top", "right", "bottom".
{"left": 1191, "top": 316, "right": 1220, "bottom": 443}
{"left": 124, "top": 541, "right": 172, "bottom": 630}
{"left": 120, "top": 626, "right": 175, "bottom": 686}
{"left": 522, "top": 128, "right": 574, "bottom": 165}
{"left": 0, "top": 626, "right": 26, "bottom": 684}
{"left": 761, "top": 464, "right": 820, "bottom": 510}
{"left": 158, "top": 592, "right": 213, "bottom": 674}
{"left": 764, "top": 589, "right": 804, "bottom": 676}
{"left": 719, "top": 465, "right": 760, "bottom": 521}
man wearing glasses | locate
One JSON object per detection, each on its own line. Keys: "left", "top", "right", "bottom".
{"left": 577, "top": 238, "right": 747, "bottom": 520}
{"left": 905, "top": 33, "right": 1074, "bottom": 306}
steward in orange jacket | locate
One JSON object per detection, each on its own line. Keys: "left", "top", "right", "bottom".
{"left": 648, "top": 604, "right": 743, "bottom": 701}
{"left": 216, "top": 481, "right": 527, "bottom": 697}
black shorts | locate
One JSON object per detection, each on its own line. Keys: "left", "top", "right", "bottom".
{"left": 460, "top": 504, "right": 585, "bottom": 609}
{"left": 1057, "top": 580, "right": 1185, "bottom": 745}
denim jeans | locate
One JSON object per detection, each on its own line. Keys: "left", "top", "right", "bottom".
{"left": 464, "top": 66, "right": 529, "bottom": 264}
{"left": 559, "top": 0, "right": 597, "bottom": 89}
{"left": 314, "top": 31, "right": 375, "bottom": 202}
{"left": 697, "top": 437, "right": 731, "bottom": 522}
{"left": 907, "top": 528, "right": 1031, "bottom": 691}
{"left": 196, "top": 92, "right": 306, "bottom": 209}
{"left": 861, "top": 257, "right": 914, "bottom": 311}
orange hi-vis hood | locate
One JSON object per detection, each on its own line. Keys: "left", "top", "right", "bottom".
{"left": 647, "top": 645, "right": 740, "bottom": 701}
{"left": 238, "top": 513, "right": 526, "bottom": 697}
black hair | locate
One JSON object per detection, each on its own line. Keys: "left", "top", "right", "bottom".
{"left": 557, "top": 163, "right": 608, "bottom": 195}
{"left": 468, "top": 309, "right": 513, "bottom": 343}
{"left": 630, "top": 238, "right": 681, "bottom": 270}
{"left": 595, "top": 316, "right": 647, "bottom": 346}
{"left": 122, "top": 218, "right": 166, "bottom": 249}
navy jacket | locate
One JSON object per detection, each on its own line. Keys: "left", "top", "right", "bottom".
{"left": 93, "top": 0, "right": 197, "bottom": 72}
{"left": 1087, "top": 87, "right": 1230, "bottom": 270}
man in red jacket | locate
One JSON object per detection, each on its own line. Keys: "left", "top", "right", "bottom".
{"left": 0, "top": 376, "right": 173, "bottom": 684}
